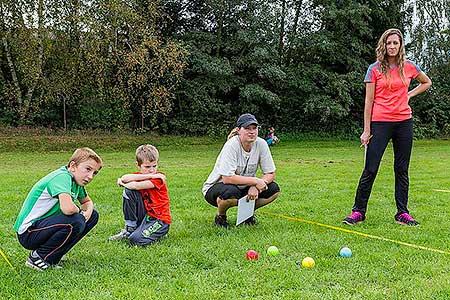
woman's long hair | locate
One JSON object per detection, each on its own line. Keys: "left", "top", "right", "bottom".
{"left": 375, "top": 28, "right": 407, "bottom": 88}
{"left": 227, "top": 128, "right": 239, "bottom": 140}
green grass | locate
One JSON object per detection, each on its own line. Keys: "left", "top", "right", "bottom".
{"left": 1, "top": 134, "right": 450, "bottom": 299}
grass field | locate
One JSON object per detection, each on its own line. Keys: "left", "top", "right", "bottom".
{"left": 1, "top": 132, "right": 450, "bottom": 299}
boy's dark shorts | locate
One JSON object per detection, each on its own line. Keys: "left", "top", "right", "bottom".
{"left": 204, "top": 182, "right": 280, "bottom": 207}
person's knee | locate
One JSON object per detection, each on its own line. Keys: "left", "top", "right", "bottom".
{"left": 128, "top": 229, "right": 168, "bottom": 246}
{"left": 267, "top": 182, "right": 280, "bottom": 194}
{"left": 88, "top": 210, "right": 99, "bottom": 226}
{"left": 362, "top": 169, "right": 377, "bottom": 179}
{"left": 124, "top": 188, "right": 140, "bottom": 198}
{"left": 70, "top": 213, "right": 86, "bottom": 234}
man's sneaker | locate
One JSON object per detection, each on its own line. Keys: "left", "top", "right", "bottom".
{"left": 244, "top": 215, "right": 256, "bottom": 226}
{"left": 25, "top": 252, "right": 50, "bottom": 271}
{"left": 214, "top": 214, "right": 229, "bottom": 228}
{"left": 108, "top": 229, "right": 131, "bottom": 241}
{"left": 395, "top": 212, "right": 420, "bottom": 226}
{"left": 342, "top": 211, "right": 365, "bottom": 225}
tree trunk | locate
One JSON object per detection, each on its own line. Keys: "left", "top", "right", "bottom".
{"left": 63, "top": 94, "right": 67, "bottom": 131}
{"left": 278, "top": 0, "right": 286, "bottom": 66}
{"left": 216, "top": 0, "right": 225, "bottom": 57}
{"left": 21, "top": 0, "right": 45, "bottom": 121}
{"left": 286, "top": 0, "right": 303, "bottom": 66}
{"left": 0, "top": 3, "right": 22, "bottom": 106}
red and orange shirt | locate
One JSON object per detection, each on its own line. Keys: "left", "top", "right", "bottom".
{"left": 135, "top": 172, "right": 171, "bottom": 224}
{"left": 364, "top": 60, "right": 421, "bottom": 122}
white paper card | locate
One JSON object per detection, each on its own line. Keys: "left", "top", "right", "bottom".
{"left": 236, "top": 196, "right": 255, "bottom": 226}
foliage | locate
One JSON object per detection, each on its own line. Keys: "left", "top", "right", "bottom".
{"left": 405, "top": 0, "right": 450, "bottom": 137}
{"left": 0, "top": 0, "right": 186, "bottom": 130}
{"left": 0, "top": 0, "right": 449, "bottom": 136}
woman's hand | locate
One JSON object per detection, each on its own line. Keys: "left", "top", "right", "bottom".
{"left": 255, "top": 178, "right": 268, "bottom": 192}
{"left": 247, "top": 186, "right": 259, "bottom": 201}
{"left": 360, "top": 131, "right": 372, "bottom": 147}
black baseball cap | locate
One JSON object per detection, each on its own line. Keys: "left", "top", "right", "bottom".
{"left": 236, "top": 113, "right": 259, "bottom": 128}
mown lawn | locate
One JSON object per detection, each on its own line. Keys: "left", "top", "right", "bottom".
{"left": 1, "top": 132, "right": 449, "bottom": 299}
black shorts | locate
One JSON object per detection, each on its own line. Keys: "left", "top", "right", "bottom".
{"left": 204, "top": 182, "right": 280, "bottom": 207}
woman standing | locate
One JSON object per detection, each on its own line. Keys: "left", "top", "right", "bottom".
{"left": 343, "top": 28, "right": 432, "bottom": 226}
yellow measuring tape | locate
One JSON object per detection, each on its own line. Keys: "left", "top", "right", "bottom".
{"left": 0, "top": 247, "right": 18, "bottom": 274}
{"left": 433, "top": 189, "right": 450, "bottom": 193}
{"left": 262, "top": 212, "right": 450, "bottom": 255}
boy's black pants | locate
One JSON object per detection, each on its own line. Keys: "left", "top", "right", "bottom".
{"left": 18, "top": 210, "right": 99, "bottom": 265}
{"left": 353, "top": 118, "right": 413, "bottom": 215}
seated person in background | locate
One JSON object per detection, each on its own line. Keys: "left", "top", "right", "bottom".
{"left": 265, "top": 127, "right": 280, "bottom": 146}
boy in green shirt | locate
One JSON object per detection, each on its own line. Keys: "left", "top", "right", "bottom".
{"left": 14, "top": 147, "right": 103, "bottom": 271}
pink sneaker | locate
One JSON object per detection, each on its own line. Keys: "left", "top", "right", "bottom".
{"left": 342, "top": 211, "right": 365, "bottom": 225}
{"left": 395, "top": 212, "right": 419, "bottom": 226}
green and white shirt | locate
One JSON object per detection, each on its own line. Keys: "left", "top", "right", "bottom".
{"left": 14, "top": 166, "right": 87, "bottom": 234}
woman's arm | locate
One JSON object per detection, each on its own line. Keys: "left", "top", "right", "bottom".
{"left": 408, "top": 72, "right": 432, "bottom": 99}
{"left": 222, "top": 175, "right": 267, "bottom": 191}
{"left": 361, "top": 82, "right": 375, "bottom": 146}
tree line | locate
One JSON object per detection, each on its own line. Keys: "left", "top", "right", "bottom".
{"left": 1, "top": 0, "right": 449, "bottom": 137}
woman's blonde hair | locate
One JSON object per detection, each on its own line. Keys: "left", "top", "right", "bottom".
{"left": 135, "top": 144, "right": 159, "bottom": 165}
{"left": 227, "top": 128, "right": 239, "bottom": 140}
{"left": 68, "top": 147, "right": 103, "bottom": 167}
{"left": 375, "top": 28, "right": 407, "bottom": 88}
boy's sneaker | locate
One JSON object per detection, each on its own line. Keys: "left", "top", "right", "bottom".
{"left": 25, "top": 252, "right": 50, "bottom": 271}
{"left": 395, "top": 212, "right": 420, "bottom": 226}
{"left": 342, "top": 211, "right": 365, "bottom": 225}
{"left": 108, "top": 229, "right": 131, "bottom": 241}
{"left": 244, "top": 215, "right": 257, "bottom": 226}
{"left": 214, "top": 214, "right": 229, "bottom": 228}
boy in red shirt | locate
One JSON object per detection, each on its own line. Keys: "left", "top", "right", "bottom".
{"left": 109, "top": 144, "right": 171, "bottom": 245}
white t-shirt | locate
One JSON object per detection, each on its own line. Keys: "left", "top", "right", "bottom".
{"left": 202, "top": 136, "right": 276, "bottom": 195}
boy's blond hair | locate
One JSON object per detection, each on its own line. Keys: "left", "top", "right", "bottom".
{"left": 68, "top": 147, "right": 103, "bottom": 167}
{"left": 136, "top": 144, "right": 159, "bottom": 165}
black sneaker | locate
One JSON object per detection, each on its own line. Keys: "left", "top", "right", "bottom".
{"left": 244, "top": 215, "right": 256, "bottom": 225}
{"left": 214, "top": 214, "right": 229, "bottom": 228}
{"left": 25, "top": 252, "right": 50, "bottom": 271}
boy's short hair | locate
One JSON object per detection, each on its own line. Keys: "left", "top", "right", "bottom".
{"left": 136, "top": 144, "right": 159, "bottom": 165}
{"left": 68, "top": 147, "right": 103, "bottom": 168}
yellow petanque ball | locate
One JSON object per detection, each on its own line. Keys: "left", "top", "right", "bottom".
{"left": 301, "top": 257, "right": 315, "bottom": 268}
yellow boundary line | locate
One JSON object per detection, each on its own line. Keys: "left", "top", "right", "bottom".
{"left": 262, "top": 212, "right": 450, "bottom": 255}
{"left": 0, "top": 247, "right": 18, "bottom": 275}
{"left": 433, "top": 189, "right": 450, "bottom": 193}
